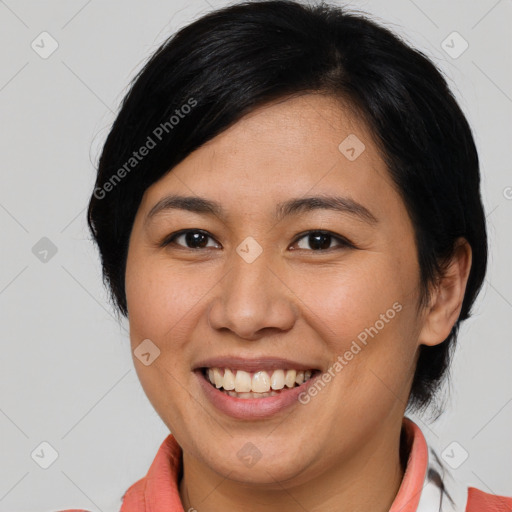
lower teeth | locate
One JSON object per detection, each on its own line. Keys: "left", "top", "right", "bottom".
{"left": 222, "top": 389, "right": 283, "bottom": 399}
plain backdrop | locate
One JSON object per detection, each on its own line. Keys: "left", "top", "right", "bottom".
{"left": 0, "top": 0, "right": 511, "bottom": 510}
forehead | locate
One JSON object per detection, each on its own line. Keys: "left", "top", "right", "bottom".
{"left": 140, "top": 93, "right": 398, "bottom": 221}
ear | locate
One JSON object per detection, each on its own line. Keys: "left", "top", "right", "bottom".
{"left": 418, "top": 238, "right": 472, "bottom": 347}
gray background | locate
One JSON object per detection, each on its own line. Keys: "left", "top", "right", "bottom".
{"left": 0, "top": 0, "right": 511, "bottom": 510}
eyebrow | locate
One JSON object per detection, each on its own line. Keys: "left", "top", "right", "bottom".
{"left": 145, "top": 194, "right": 378, "bottom": 226}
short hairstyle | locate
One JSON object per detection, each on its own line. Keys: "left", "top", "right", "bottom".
{"left": 87, "top": 0, "right": 487, "bottom": 413}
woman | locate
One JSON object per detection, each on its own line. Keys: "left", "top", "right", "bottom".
{"left": 62, "top": 0, "right": 511, "bottom": 510}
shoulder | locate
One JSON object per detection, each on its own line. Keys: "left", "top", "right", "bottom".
{"left": 466, "top": 486, "right": 512, "bottom": 512}
{"left": 403, "top": 418, "right": 512, "bottom": 512}
{"left": 53, "top": 477, "right": 147, "bottom": 512}
{"left": 119, "top": 474, "right": 147, "bottom": 508}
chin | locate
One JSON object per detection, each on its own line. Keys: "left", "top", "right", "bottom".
{"left": 199, "top": 438, "right": 318, "bottom": 487}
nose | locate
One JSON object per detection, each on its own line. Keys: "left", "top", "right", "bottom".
{"left": 207, "top": 251, "right": 298, "bottom": 341}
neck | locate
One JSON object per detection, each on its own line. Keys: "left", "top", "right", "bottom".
{"left": 179, "top": 419, "right": 407, "bottom": 512}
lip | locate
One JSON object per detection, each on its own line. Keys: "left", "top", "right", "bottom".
{"left": 192, "top": 356, "right": 319, "bottom": 373}
{"left": 195, "top": 367, "right": 320, "bottom": 420}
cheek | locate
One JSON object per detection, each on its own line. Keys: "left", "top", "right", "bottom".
{"left": 292, "top": 255, "right": 420, "bottom": 396}
{"left": 125, "top": 251, "right": 208, "bottom": 429}
{"left": 293, "top": 255, "right": 412, "bottom": 341}
{"left": 125, "top": 252, "right": 208, "bottom": 344}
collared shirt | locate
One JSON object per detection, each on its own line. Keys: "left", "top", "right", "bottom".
{"left": 59, "top": 417, "right": 511, "bottom": 512}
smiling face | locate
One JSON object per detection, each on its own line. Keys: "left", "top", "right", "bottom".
{"left": 124, "top": 93, "right": 429, "bottom": 489}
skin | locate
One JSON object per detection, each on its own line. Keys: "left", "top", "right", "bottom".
{"left": 124, "top": 93, "right": 472, "bottom": 512}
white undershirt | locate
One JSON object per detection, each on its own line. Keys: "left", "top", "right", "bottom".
{"left": 416, "top": 447, "right": 468, "bottom": 512}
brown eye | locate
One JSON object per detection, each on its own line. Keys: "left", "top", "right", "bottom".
{"left": 161, "top": 230, "right": 220, "bottom": 249}
{"left": 291, "top": 231, "right": 353, "bottom": 251}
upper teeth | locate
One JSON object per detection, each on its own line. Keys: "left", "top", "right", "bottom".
{"left": 206, "top": 368, "right": 313, "bottom": 393}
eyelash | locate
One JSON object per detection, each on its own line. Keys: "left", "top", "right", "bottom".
{"left": 159, "top": 229, "right": 355, "bottom": 252}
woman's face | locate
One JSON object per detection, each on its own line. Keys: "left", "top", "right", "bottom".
{"left": 125, "top": 94, "right": 427, "bottom": 486}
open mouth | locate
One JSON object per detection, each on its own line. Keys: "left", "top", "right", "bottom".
{"left": 202, "top": 367, "right": 320, "bottom": 399}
